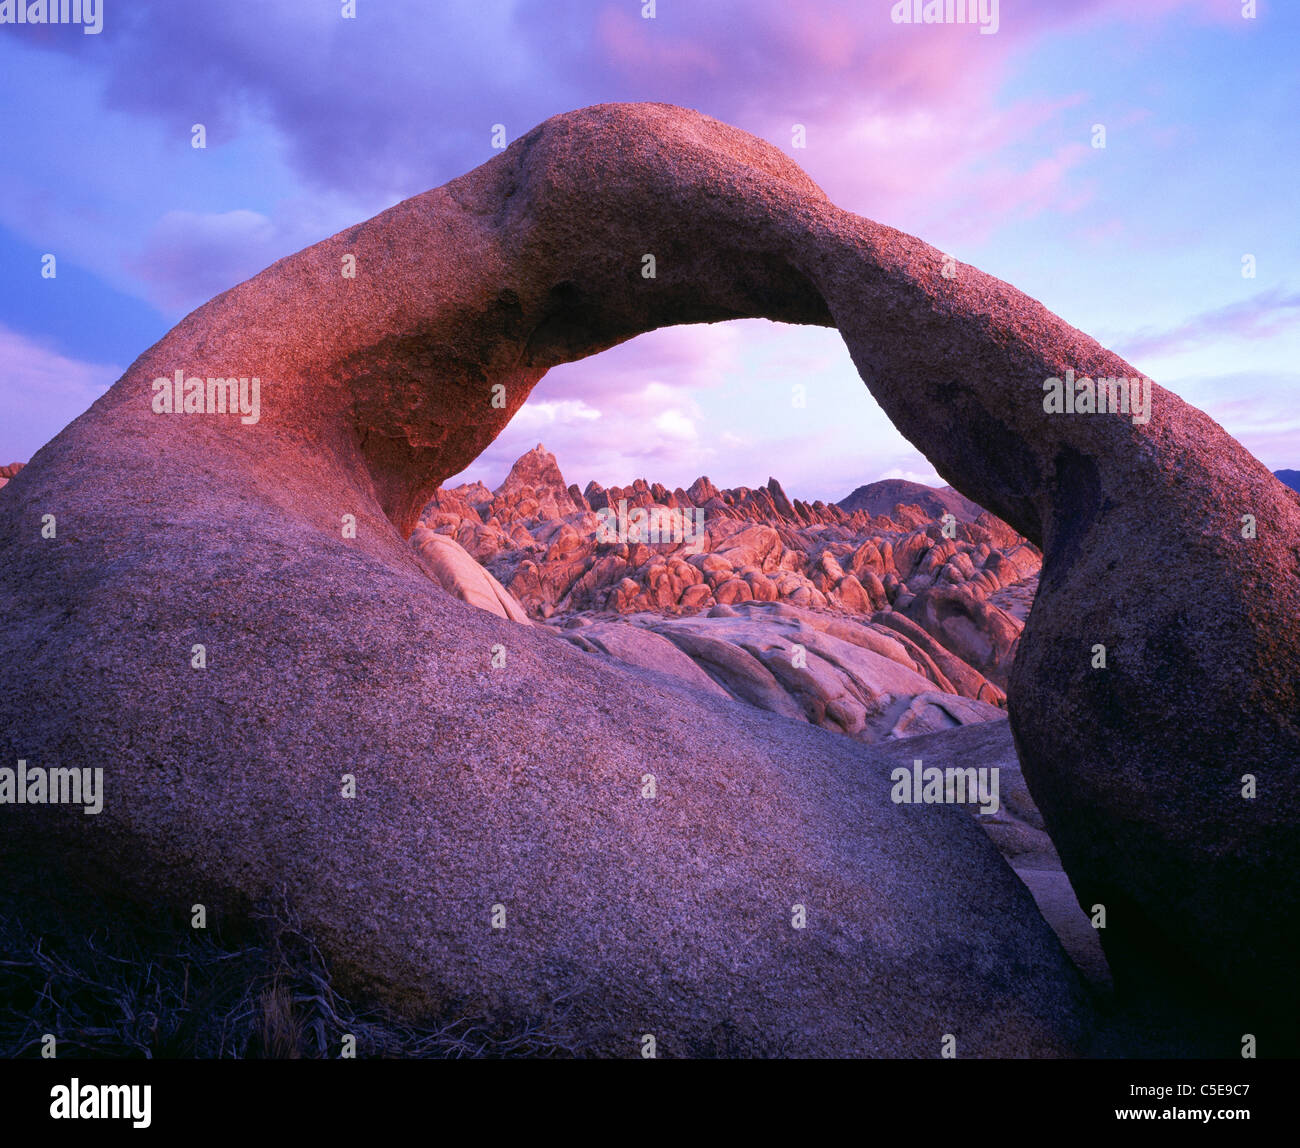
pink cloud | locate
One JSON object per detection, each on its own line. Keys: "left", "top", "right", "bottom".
{"left": 124, "top": 204, "right": 357, "bottom": 317}
{"left": 0, "top": 325, "right": 121, "bottom": 461}
{"left": 540, "top": 323, "right": 747, "bottom": 402}
{"left": 1116, "top": 288, "right": 1300, "bottom": 360}
{"left": 595, "top": 6, "right": 724, "bottom": 85}
{"left": 126, "top": 209, "right": 280, "bottom": 315}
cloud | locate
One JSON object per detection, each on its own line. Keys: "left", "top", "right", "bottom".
{"left": 877, "top": 466, "right": 948, "bottom": 486}
{"left": 124, "top": 204, "right": 365, "bottom": 317}
{"left": 24, "top": 0, "right": 1237, "bottom": 218}
{"left": 0, "top": 324, "right": 121, "bottom": 460}
{"left": 1114, "top": 288, "right": 1300, "bottom": 361}
{"left": 506, "top": 398, "right": 602, "bottom": 434}
{"left": 1160, "top": 370, "right": 1300, "bottom": 471}
{"left": 652, "top": 408, "right": 698, "bottom": 442}
{"left": 541, "top": 323, "right": 746, "bottom": 402}
{"left": 126, "top": 209, "right": 279, "bottom": 314}
{"left": 7, "top": 0, "right": 1278, "bottom": 489}
{"left": 447, "top": 372, "right": 720, "bottom": 493}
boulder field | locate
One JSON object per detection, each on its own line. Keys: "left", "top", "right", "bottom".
{"left": 415, "top": 442, "right": 1040, "bottom": 742}
{"left": 2, "top": 102, "right": 1297, "bottom": 1053}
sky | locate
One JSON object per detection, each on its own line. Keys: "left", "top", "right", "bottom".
{"left": 1, "top": 0, "right": 1297, "bottom": 503}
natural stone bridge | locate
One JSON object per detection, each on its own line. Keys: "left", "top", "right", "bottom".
{"left": 2, "top": 103, "right": 1296, "bottom": 1055}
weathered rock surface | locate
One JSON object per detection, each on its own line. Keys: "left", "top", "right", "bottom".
{"left": 408, "top": 526, "right": 531, "bottom": 624}
{"left": 869, "top": 721, "right": 1115, "bottom": 999}
{"left": 558, "top": 620, "right": 730, "bottom": 700}
{"left": 557, "top": 602, "right": 1008, "bottom": 743}
{"left": 2, "top": 101, "right": 1296, "bottom": 1051}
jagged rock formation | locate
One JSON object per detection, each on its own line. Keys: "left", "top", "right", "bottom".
{"left": 421, "top": 445, "right": 1030, "bottom": 738}
{"left": 2, "top": 102, "right": 1296, "bottom": 1052}
{"left": 423, "top": 446, "right": 1038, "bottom": 700}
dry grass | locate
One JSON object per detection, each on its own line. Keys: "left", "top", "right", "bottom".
{"left": 0, "top": 892, "right": 585, "bottom": 1059}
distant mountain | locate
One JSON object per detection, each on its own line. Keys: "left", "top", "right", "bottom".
{"left": 1275, "top": 470, "right": 1300, "bottom": 493}
{"left": 837, "top": 478, "right": 984, "bottom": 522}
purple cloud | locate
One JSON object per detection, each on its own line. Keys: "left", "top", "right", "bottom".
{"left": 32, "top": 0, "right": 1240, "bottom": 217}
{"left": 1116, "top": 288, "right": 1300, "bottom": 361}
{"left": 0, "top": 325, "right": 120, "bottom": 461}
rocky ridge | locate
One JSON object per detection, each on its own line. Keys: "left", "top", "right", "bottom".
{"left": 416, "top": 445, "right": 1042, "bottom": 741}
